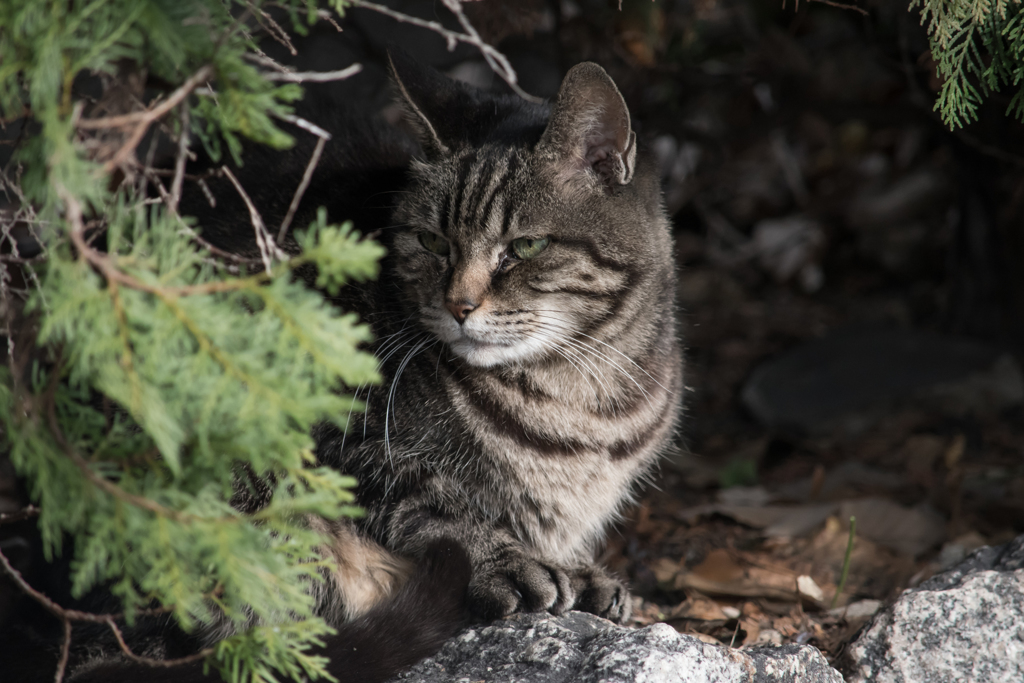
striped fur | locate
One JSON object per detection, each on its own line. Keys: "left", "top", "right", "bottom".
{"left": 315, "top": 57, "right": 683, "bottom": 625}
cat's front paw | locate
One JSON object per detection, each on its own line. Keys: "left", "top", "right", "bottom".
{"left": 571, "top": 565, "right": 631, "bottom": 624}
{"left": 469, "top": 551, "right": 575, "bottom": 620}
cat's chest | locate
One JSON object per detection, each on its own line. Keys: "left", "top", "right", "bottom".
{"left": 496, "top": 450, "right": 643, "bottom": 564}
{"left": 443, "top": 367, "right": 676, "bottom": 563}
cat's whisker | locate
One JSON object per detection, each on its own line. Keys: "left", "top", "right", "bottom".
{"left": 529, "top": 313, "right": 661, "bottom": 397}
{"left": 549, "top": 338, "right": 617, "bottom": 407}
{"left": 559, "top": 346, "right": 623, "bottom": 415}
{"left": 541, "top": 337, "right": 593, "bottom": 389}
{"left": 529, "top": 317, "right": 655, "bottom": 408}
{"left": 529, "top": 310, "right": 672, "bottom": 395}
{"left": 560, "top": 336, "right": 655, "bottom": 408}
{"left": 338, "top": 383, "right": 368, "bottom": 459}
{"left": 385, "top": 333, "right": 432, "bottom": 464}
{"left": 368, "top": 327, "right": 423, "bottom": 439}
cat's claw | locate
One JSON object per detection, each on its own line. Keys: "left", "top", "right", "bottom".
{"left": 469, "top": 554, "right": 630, "bottom": 624}
{"left": 470, "top": 553, "right": 575, "bottom": 619}
{"left": 571, "top": 566, "right": 631, "bottom": 624}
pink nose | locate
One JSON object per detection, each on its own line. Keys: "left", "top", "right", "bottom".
{"left": 446, "top": 300, "right": 477, "bottom": 324}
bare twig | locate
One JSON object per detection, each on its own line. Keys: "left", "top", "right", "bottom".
{"left": 57, "top": 183, "right": 268, "bottom": 298}
{"left": 197, "top": 177, "right": 217, "bottom": 208}
{"left": 0, "top": 545, "right": 214, "bottom": 682}
{"left": 802, "top": 0, "right": 868, "bottom": 15}
{"left": 243, "top": 51, "right": 291, "bottom": 73}
{"left": 0, "top": 505, "right": 40, "bottom": 524}
{"left": 264, "top": 64, "right": 363, "bottom": 83}
{"left": 142, "top": 168, "right": 253, "bottom": 270}
{"left": 353, "top": 0, "right": 542, "bottom": 103}
{"left": 78, "top": 66, "right": 213, "bottom": 130}
{"left": 106, "top": 620, "right": 215, "bottom": 668}
{"left": 277, "top": 136, "right": 326, "bottom": 242}
{"left": 55, "top": 617, "right": 72, "bottom": 683}
{"left": 249, "top": 0, "right": 297, "bottom": 56}
{"left": 75, "top": 65, "right": 212, "bottom": 174}
{"left": 439, "top": 0, "right": 532, "bottom": 98}
{"left": 169, "top": 105, "right": 191, "bottom": 214}
{"left": 220, "top": 167, "right": 287, "bottom": 274}
{"left": 274, "top": 114, "right": 332, "bottom": 242}
{"left": 275, "top": 113, "right": 330, "bottom": 139}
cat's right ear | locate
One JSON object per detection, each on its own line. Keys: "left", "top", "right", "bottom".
{"left": 388, "top": 47, "right": 467, "bottom": 158}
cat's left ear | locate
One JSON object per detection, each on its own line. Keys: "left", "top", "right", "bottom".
{"left": 537, "top": 63, "right": 636, "bottom": 189}
{"left": 388, "top": 47, "right": 469, "bottom": 158}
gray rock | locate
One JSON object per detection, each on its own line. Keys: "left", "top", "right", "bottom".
{"left": 741, "top": 327, "right": 1023, "bottom": 433}
{"left": 848, "top": 534, "right": 1024, "bottom": 683}
{"left": 389, "top": 611, "right": 843, "bottom": 683}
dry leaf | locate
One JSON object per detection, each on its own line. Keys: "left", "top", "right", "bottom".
{"left": 672, "top": 549, "right": 820, "bottom": 606}
{"left": 839, "top": 498, "right": 945, "bottom": 557}
{"left": 669, "top": 594, "right": 729, "bottom": 621}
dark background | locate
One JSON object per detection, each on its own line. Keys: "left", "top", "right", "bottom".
{"left": 288, "top": 0, "right": 1024, "bottom": 658}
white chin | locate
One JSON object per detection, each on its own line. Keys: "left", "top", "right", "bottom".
{"left": 450, "top": 338, "right": 538, "bottom": 367}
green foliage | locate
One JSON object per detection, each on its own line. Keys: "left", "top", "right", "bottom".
{"left": 0, "top": 1, "right": 391, "bottom": 681}
{"left": 913, "top": 0, "right": 1024, "bottom": 128}
{"left": 718, "top": 458, "right": 759, "bottom": 489}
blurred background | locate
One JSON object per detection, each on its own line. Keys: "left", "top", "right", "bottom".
{"left": 282, "top": 0, "right": 1024, "bottom": 661}
{"left": 4, "top": 0, "right": 1024, "bottom": 668}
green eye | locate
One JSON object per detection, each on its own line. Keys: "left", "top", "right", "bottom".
{"left": 511, "top": 236, "right": 550, "bottom": 260}
{"left": 418, "top": 232, "right": 450, "bottom": 256}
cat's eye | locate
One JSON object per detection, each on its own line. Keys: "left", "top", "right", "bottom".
{"left": 418, "top": 231, "right": 450, "bottom": 256}
{"left": 511, "top": 236, "right": 550, "bottom": 260}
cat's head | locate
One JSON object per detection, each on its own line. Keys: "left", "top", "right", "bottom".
{"left": 388, "top": 51, "right": 670, "bottom": 369}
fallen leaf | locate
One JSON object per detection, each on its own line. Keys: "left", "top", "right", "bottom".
{"left": 672, "top": 549, "right": 823, "bottom": 607}
{"left": 840, "top": 498, "right": 945, "bottom": 557}
{"left": 669, "top": 594, "right": 729, "bottom": 621}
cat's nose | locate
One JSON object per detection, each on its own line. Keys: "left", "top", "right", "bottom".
{"left": 446, "top": 300, "right": 477, "bottom": 324}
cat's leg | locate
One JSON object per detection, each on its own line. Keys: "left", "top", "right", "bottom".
{"left": 384, "top": 492, "right": 631, "bottom": 624}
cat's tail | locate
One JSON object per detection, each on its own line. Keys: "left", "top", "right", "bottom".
{"left": 69, "top": 538, "right": 472, "bottom": 683}
{"left": 317, "top": 537, "right": 471, "bottom": 682}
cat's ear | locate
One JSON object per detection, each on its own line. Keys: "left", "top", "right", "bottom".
{"left": 537, "top": 63, "right": 636, "bottom": 189}
{"left": 388, "top": 47, "right": 469, "bottom": 158}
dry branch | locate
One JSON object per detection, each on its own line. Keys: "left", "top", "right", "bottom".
{"left": 265, "top": 64, "right": 363, "bottom": 82}
{"left": 353, "top": 0, "right": 542, "bottom": 103}
{"left": 0, "top": 505, "right": 40, "bottom": 524}
{"left": 75, "top": 65, "right": 213, "bottom": 174}
{"left": 0, "top": 545, "right": 214, "bottom": 683}
{"left": 274, "top": 113, "right": 333, "bottom": 242}
{"left": 220, "top": 166, "right": 287, "bottom": 273}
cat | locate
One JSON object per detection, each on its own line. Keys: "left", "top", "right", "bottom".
{"left": 67, "top": 50, "right": 682, "bottom": 682}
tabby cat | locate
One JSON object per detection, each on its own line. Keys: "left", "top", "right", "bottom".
{"left": 70, "top": 51, "right": 682, "bottom": 682}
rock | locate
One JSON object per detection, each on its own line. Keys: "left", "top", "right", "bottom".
{"left": 389, "top": 611, "right": 843, "bottom": 683}
{"left": 750, "top": 216, "right": 825, "bottom": 293}
{"left": 741, "top": 327, "right": 1024, "bottom": 433}
{"left": 848, "top": 171, "right": 947, "bottom": 231}
{"left": 847, "top": 534, "right": 1024, "bottom": 683}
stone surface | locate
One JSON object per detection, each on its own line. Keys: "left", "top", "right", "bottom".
{"left": 741, "top": 327, "right": 1023, "bottom": 433}
{"left": 848, "top": 534, "right": 1024, "bottom": 683}
{"left": 388, "top": 611, "right": 843, "bottom": 683}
